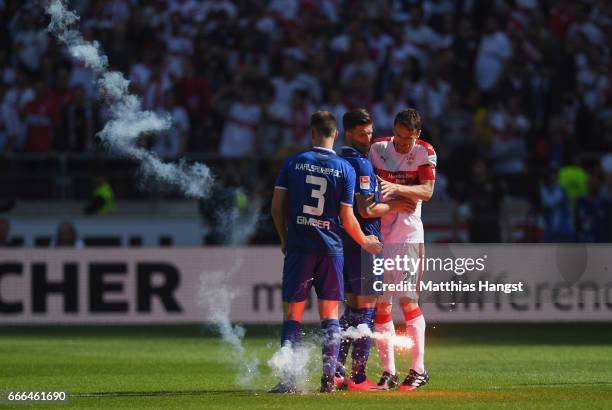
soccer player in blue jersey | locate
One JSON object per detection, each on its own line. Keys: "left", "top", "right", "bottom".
{"left": 269, "top": 111, "right": 383, "bottom": 393}
{"left": 335, "top": 109, "right": 415, "bottom": 391}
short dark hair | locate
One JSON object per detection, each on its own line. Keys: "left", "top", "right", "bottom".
{"left": 394, "top": 108, "right": 421, "bottom": 131}
{"left": 343, "top": 108, "right": 373, "bottom": 131}
{"left": 310, "top": 111, "right": 337, "bottom": 138}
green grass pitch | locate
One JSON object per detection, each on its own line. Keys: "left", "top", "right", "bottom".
{"left": 1, "top": 323, "right": 611, "bottom": 409}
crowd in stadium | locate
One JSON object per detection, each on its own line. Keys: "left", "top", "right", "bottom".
{"left": 0, "top": 0, "right": 610, "bottom": 242}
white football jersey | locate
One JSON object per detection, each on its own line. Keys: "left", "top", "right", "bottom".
{"left": 368, "top": 137, "right": 437, "bottom": 243}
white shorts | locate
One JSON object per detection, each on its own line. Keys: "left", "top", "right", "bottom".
{"left": 381, "top": 213, "right": 424, "bottom": 244}
{"left": 377, "top": 242, "right": 424, "bottom": 304}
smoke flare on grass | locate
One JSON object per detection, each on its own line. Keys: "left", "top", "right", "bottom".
{"left": 44, "top": 0, "right": 213, "bottom": 198}
{"left": 267, "top": 342, "right": 317, "bottom": 391}
{"left": 342, "top": 324, "right": 414, "bottom": 350}
{"left": 199, "top": 265, "right": 260, "bottom": 387}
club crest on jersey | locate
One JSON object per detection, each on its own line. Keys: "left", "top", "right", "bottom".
{"left": 360, "top": 176, "right": 370, "bottom": 190}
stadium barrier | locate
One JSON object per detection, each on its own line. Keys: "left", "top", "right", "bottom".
{"left": 1, "top": 246, "right": 610, "bottom": 324}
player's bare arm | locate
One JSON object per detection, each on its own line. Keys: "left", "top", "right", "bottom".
{"left": 270, "top": 187, "right": 288, "bottom": 254}
{"left": 339, "top": 203, "right": 383, "bottom": 254}
{"left": 355, "top": 193, "right": 416, "bottom": 218}
{"left": 377, "top": 176, "right": 435, "bottom": 202}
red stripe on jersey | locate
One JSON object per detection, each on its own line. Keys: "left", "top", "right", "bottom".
{"left": 415, "top": 139, "right": 435, "bottom": 156}
{"left": 375, "top": 168, "right": 419, "bottom": 185}
{"left": 418, "top": 164, "right": 436, "bottom": 181}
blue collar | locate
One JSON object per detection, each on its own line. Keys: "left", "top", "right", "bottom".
{"left": 341, "top": 145, "right": 364, "bottom": 157}
{"left": 312, "top": 146, "right": 336, "bottom": 154}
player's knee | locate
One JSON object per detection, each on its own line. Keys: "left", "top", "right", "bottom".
{"left": 399, "top": 298, "right": 419, "bottom": 311}
{"left": 375, "top": 303, "right": 392, "bottom": 315}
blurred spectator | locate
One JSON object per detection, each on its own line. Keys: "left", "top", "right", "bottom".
{"left": 271, "top": 88, "right": 314, "bottom": 152}
{"left": 322, "top": 87, "right": 347, "bottom": 138}
{"left": 271, "top": 53, "right": 309, "bottom": 107}
{"left": 52, "top": 221, "right": 84, "bottom": 248}
{"left": 175, "top": 58, "right": 212, "bottom": 151}
{"left": 22, "top": 81, "right": 60, "bottom": 153}
{"left": 84, "top": 177, "right": 115, "bottom": 215}
{"left": 66, "top": 85, "right": 94, "bottom": 152}
{"left": 438, "top": 91, "right": 471, "bottom": 154}
{"left": 410, "top": 67, "right": 450, "bottom": 123}
{"left": 11, "top": 13, "right": 47, "bottom": 74}
{"left": 475, "top": 17, "right": 512, "bottom": 91}
{"left": 152, "top": 90, "right": 189, "bottom": 159}
{"left": 2, "top": 70, "right": 34, "bottom": 151}
{"left": 218, "top": 84, "right": 261, "bottom": 158}
{"left": 143, "top": 58, "right": 171, "bottom": 111}
{"left": 402, "top": 6, "right": 441, "bottom": 68}
{"left": 52, "top": 68, "right": 75, "bottom": 151}
{"left": 575, "top": 171, "right": 611, "bottom": 242}
{"left": 558, "top": 155, "right": 589, "bottom": 209}
{"left": 372, "top": 91, "right": 403, "bottom": 136}
{"left": 539, "top": 169, "right": 574, "bottom": 242}
{"left": 453, "top": 158, "right": 509, "bottom": 243}
{"left": 340, "top": 39, "right": 376, "bottom": 86}
{"left": 489, "top": 97, "right": 529, "bottom": 196}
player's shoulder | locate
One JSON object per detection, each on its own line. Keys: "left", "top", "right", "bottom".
{"left": 370, "top": 136, "right": 392, "bottom": 155}
{"left": 415, "top": 139, "right": 436, "bottom": 153}
{"left": 335, "top": 155, "right": 356, "bottom": 174}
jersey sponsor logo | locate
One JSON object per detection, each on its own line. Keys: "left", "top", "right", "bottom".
{"left": 297, "top": 215, "right": 331, "bottom": 230}
{"left": 375, "top": 168, "right": 418, "bottom": 185}
{"left": 360, "top": 176, "right": 370, "bottom": 190}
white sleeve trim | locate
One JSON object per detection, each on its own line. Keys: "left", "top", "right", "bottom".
{"left": 340, "top": 202, "right": 353, "bottom": 207}
{"left": 274, "top": 186, "right": 288, "bottom": 190}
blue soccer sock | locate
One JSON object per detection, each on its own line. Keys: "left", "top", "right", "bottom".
{"left": 280, "top": 320, "right": 302, "bottom": 348}
{"left": 351, "top": 307, "right": 376, "bottom": 383}
{"left": 336, "top": 307, "right": 356, "bottom": 377}
{"left": 321, "top": 319, "right": 341, "bottom": 380}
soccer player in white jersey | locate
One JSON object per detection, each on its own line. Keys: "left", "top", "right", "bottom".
{"left": 367, "top": 108, "right": 436, "bottom": 391}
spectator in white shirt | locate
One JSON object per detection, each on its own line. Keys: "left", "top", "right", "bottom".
{"left": 340, "top": 39, "right": 377, "bottom": 85}
{"left": 475, "top": 17, "right": 513, "bottom": 91}
{"left": 219, "top": 86, "right": 261, "bottom": 158}
{"left": 372, "top": 91, "right": 404, "bottom": 136}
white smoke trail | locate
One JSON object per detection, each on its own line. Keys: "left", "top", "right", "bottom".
{"left": 342, "top": 324, "right": 414, "bottom": 350}
{"left": 216, "top": 189, "right": 263, "bottom": 245}
{"left": 198, "top": 267, "right": 260, "bottom": 387}
{"left": 44, "top": 0, "right": 213, "bottom": 198}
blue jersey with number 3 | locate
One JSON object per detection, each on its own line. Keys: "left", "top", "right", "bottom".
{"left": 275, "top": 146, "right": 356, "bottom": 256}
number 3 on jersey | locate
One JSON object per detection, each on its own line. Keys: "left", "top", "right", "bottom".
{"left": 303, "top": 175, "right": 327, "bottom": 216}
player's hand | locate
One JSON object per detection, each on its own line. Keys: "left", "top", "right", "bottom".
{"left": 391, "top": 198, "right": 417, "bottom": 214}
{"left": 362, "top": 235, "right": 383, "bottom": 255}
{"left": 377, "top": 176, "right": 398, "bottom": 197}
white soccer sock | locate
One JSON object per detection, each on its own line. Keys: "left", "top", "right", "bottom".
{"left": 404, "top": 309, "right": 426, "bottom": 373}
{"left": 374, "top": 317, "right": 396, "bottom": 375}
